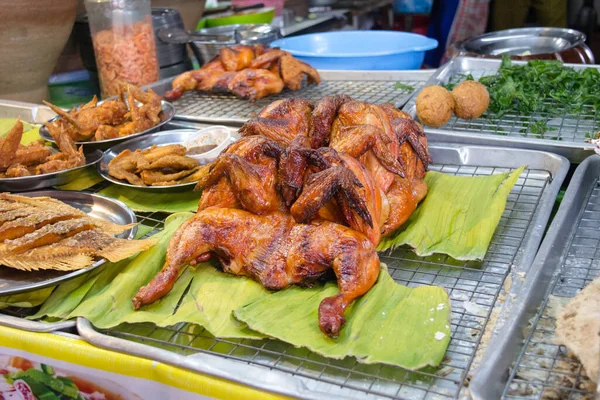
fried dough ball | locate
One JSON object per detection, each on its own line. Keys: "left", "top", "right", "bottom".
{"left": 415, "top": 85, "right": 455, "bottom": 128}
{"left": 451, "top": 80, "right": 490, "bottom": 119}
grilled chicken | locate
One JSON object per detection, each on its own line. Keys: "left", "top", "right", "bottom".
{"left": 164, "top": 45, "right": 321, "bottom": 102}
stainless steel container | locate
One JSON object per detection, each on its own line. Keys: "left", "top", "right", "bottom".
{"left": 449, "top": 27, "right": 595, "bottom": 64}
{"left": 190, "top": 24, "right": 280, "bottom": 65}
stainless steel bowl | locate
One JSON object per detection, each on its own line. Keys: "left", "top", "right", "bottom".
{"left": 453, "top": 27, "right": 595, "bottom": 64}
{"left": 186, "top": 24, "right": 280, "bottom": 65}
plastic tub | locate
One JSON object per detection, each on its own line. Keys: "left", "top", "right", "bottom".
{"left": 183, "top": 125, "right": 232, "bottom": 164}
{"left": 270, "top": 31, "right": 438, "bottom": 70}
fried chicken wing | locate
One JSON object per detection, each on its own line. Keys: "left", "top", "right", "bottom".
{"left": 0, "top": 119, "right": 23, "bottom": 172}
{"left": 228, "top": 69, "right": 285, "bottom": 101}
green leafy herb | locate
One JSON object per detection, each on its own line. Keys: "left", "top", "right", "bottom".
{"left": 529, "top": 119, "right": 556, "bottom": 138}
{"left": 478, "top": 55, "right": 600, "bottom": 117}
{"left": 393, "top": 82, "right": 415, "bottom": 91}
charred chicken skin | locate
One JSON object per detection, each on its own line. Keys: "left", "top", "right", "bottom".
{"left": 164, "top": 45, "right": 321, "bottom": 102}
{"left": 133, "top": 96, "right": 430, "bottom": 338}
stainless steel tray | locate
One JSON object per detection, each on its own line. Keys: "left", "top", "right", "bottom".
{"left": 144, "top": 69, "right": 434, "bottom": 125}
{"left": 73, "top": 143, "right": 568, "bottom": 400}
{"left": 403, "top": 57, "right": 600, "bottom": 163}
{"left": 39, "top": 100, "right": 175, "bottom": 150}
{"left": 0, "top": 149, "right": 103, "bottom": 192}
{"left": 470, "top": 155, "right": 600, "bottom": 400}
{"left": 0, "top": 99, "right": 57, "bottom": 123}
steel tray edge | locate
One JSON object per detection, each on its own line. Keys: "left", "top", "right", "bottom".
{"left": 401, "top": 57, "right": 598, "bottom": 163}
{"left": 76, "top": 318, "right": 352, "bottom": 400}
{"left": 469, "top": 155, "right": 594, "bottom": 400}
{"left": 0, "top": 99, "right": 56, "bottom": 124}
{"left": 0, "top": 313, "right": 75, "bottom": 332}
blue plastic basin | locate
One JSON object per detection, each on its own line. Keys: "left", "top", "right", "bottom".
{"left": 270, "top": 31, "right": 438, "bottom": 70}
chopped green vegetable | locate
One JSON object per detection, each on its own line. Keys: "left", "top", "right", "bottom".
{"left": 393, "top": 82, "right": 415, "bottom": 91}
{"left": 478, "top": 55, "right": 600, "bottom": 117}
{"left": 40, "top": 364, "right": 54, "bottom": 375}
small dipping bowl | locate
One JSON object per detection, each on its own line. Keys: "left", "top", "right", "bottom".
{"left": 183, "top": 125, "right": 232, "bottom": 164}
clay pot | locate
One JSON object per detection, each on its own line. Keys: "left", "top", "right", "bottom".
{"left": 0, "top": 0, "right": 78, "bottom": 103}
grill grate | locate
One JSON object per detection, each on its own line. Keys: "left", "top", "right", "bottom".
{"left": 503, "top": 181, "right": 600, "bottom": 400}
{"left": 170, "top": 78, "right": 425, "bottom": 125}
{"left": 76, "top": 163, "right": 551, "bottom": 400}
{"left": 412, "top": 66, "right": 600, "bottom": 144}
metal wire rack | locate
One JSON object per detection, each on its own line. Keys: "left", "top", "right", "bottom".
{"left": 442, "top": 67, "right": 599, "bottom": 142}
{"left": 502, "top": 180, "right": 600, "bottom": 400}
{"left": 61, "top": 163, "right": 552, "bottom": 400}
{"left": 157, "top": 75, "right": 428, "bottom": 125}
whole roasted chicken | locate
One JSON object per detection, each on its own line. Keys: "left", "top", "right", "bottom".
{"left": 133, "top": 96, "right": 430, "bottom": 338}
{"left": 164, "top": 45, "right": 321, "bottom": 102}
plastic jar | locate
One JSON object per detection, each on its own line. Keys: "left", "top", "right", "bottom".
{"left": 84, "top": 0, "right": 160, "bottom": 98}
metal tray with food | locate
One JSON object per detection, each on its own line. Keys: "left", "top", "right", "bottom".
{"left": 39, "top": 91, "right": 175, "bottom": 150}
{"left": 0, "top": 149, "right": 103, "bottom": 192}
{"left": 144, "top": 69, "right": 434, "bottom": 125}
{"left": 403, "top": 57, "right": 600, "bottom": 163}
{"left": 0, "top": 190, "right": 138, "bottom": 296}
{"left": 469, "top": 155, "right": 600, "bottom": 400}
{"left": 0, "top": 190, "right": 139, "bottom": 333}
{"left": 74, "top": 143, "right": 568, "bottom": 400}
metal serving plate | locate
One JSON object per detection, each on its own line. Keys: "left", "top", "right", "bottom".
{"left": 39, "top": 100, "right": 175, "bottom": 150}
{"left": 403, "top": 57, "right": 600, "bottom": 163}
{"left": 470, "top": 155, "right": 600, "bottom": 400}
{"left": 76, "top": 143, "right": 569, "bottom": 400}
{"left": 0, "top": 149, "right": 103, "bottom": 192}
{"left": 0, "top": 190, "right": 137, "bottom": 296}
{"left": 99, "top": 129, "right": 205, "bottom": 191}
{"left": 143, "top": 69, "right": 434, "bottom": 125}
{"left": 0, "top": 99, "right": 56, "bottom": 123}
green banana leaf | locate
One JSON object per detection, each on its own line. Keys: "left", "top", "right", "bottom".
{"left": 30, "top": 212, "right": 451, "bottom": 369}
{"left": 235, "top": 265, "right": 451, "bottom": 369}
{"left": 57, "top": 167, "right": 104, "bottom": 191}
{"left": 378, "top": 167, "right": 526, "bottom": 260}
{"left": 98, "top": 185, "right": 201, "bottom": 213}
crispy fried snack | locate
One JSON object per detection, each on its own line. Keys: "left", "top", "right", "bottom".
{"left": 0, "top": 119, "right": 85, "bottom": 178}
{"left": 43, "top": 83, "right": 162, "bottom": 143}
{"left": 0, "top": 194, "right": 156, "bottom": 271}
{"left": 107, "top": 144, "right": 200, "bottom": 187}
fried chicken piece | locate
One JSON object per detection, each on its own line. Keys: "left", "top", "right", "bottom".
{"left": 132, "top": 208, "right": 380, "bottom": 338}
{"left": 5, "top": 164, "right": 30, "bottom": 178}
{"left": 311, "top": 95, "right": 354, "bottom": 148}
{"left": 107, "top": 149, "right": 147, "bottom": 186}
{"left": 239, "top": 98, "right": 314, "bottom": 145}
{"left": 0, "top": 119, "right": 23, "bottom": 172}
{"left": 220, "top": 45, "right": 255, "bottom": 71}
{"left": 228, "top": 69, "right": 285, "bottom": 101}
{"left": 142, "top": 144, "right": 187, "bottom": 162}
{"left": 14, "top": 143, "right": 52, "bottom": 167}
{"left": 35, "top": 124, "right": 85, "bottom": 174}
{"left": 279, "top": 54, "right": 321, "bottom": 91}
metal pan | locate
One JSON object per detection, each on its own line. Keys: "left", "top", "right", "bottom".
{"left": 39, "top": 100, "right": 175, "bottom": 150}
{"left": 0, "top": 190, "right": 137, "bottom": 296}
{"left": 0, "top": 149, "right": 103, "bottom": 192}
{"left": 403, "top": 56, "right": 600, "bottom": 163}
{"left": 470, "top": 155, "right": 600, "bottom": 400}
{"left": 98, "top": 129, "right": 203, "bottom": 191}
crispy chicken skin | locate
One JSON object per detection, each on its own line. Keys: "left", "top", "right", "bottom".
{"left": 132, "top": 208, "right": 380, "bottom": 337}
{"left": 164, "top": 44, "right": 320, "bottom": 101}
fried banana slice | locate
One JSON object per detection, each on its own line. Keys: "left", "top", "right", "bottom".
{"left": 142, "top": 144, "right": 187, "bottom": 163}
{"left": 140, "top": 167, "right": 198, "bottom": 185}
{"left": 139, "top": 155, "right": 198, "bottom": 171}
